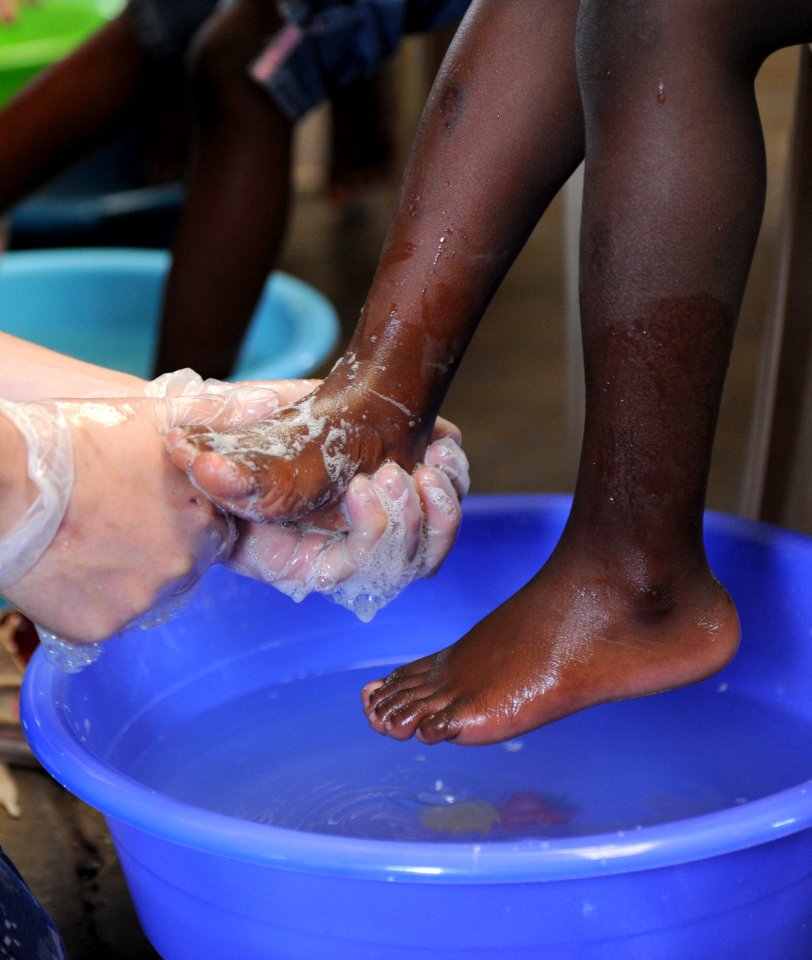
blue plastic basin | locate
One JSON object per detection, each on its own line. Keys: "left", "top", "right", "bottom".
{"left": 0, "top": 248, "right": 339, "bottom": 380}
{"left": 20, "top": 496, "right": 812, "bottom": 959}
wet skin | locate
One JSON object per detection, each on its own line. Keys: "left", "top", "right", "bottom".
{"left": 362, "top": 539, "right": 740, "bottom": 745}
{"left": 362, "top": 290, "right": 744, "bottom": 743}
{"left": 170, "top": 0, "right": 585, "bottom": 520}
{"left": 172, "top": 0, "right": 812, "bottom": 745}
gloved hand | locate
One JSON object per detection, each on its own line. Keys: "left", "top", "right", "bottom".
{"left": 156, "top": 370, "right": 471, "bottom": 622}
{"left": 228, "top": 419, "right": 470, "bottom": 621}
{"left": 0, "top": 371, "right": 470, "bottom": 668}
{"left": 0, "top": 378, "right": 283, "bottom": 667}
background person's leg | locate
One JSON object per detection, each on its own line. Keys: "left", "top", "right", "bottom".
{"left": 153, "top": 0, "right": 292, "bottom": 380}
{"left": 0, "top": 12, "right": 154, "bottom": 211}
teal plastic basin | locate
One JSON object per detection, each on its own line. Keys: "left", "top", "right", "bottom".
{"left": 0, "top": 247, "right": 339, "bottom": 380}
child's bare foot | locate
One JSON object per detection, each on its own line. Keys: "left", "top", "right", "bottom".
{"left": 166, "top": 370, "right": 453, "bottom": 522}
{"left": 362, "top": 543, "right": 740, "bottom": 745}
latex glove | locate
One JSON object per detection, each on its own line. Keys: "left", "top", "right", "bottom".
{"left": 0, "top": 382, "right": 281, "bottom": 665}
{"left": 228, "top": 420, "right": 470, "bottom": 621}
{"left": 159, "top": 371, "right": 471, "bottom": 620}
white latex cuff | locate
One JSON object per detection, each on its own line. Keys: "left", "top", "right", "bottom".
{"left": 0, "top": 400, "right": 73, "bottom": 591}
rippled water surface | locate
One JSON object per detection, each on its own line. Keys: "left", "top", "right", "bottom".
{"left": 124, "top": 666, "right": 812, "bottom": 842}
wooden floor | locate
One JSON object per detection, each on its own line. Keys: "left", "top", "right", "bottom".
{"left": 0, "top": 44, "right": 803, "bottom": 960}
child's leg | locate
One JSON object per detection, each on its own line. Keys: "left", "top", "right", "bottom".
{"left": 152, "top": 0, "right": 292, "bottom": 380}
{"left": 168, "top": 0, "right": 585, "bottom": 519}
{"left": 0, "top": 12, "right": 153, "bottom": 211}
{"left": 363, "top": 0, "right": 812, "bottom": 744}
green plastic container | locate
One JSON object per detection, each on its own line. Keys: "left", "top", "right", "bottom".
{"left": 0, "top": 0, "right": 120, "bottom": 107}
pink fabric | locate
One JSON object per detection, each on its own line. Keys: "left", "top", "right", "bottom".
{"left": 251, "top": 22, "right": 303, "bottom": 82}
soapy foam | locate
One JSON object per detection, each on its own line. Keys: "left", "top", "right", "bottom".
{"left": 237, "top": 485, "right": 429, "bottom": 621}
{"left": 37, "top": 627, "right": 103, "bottom": 673}
{"left": 321, "top": 484, "right": 425, "bottom": 622}
{"left": 202, "top": 395, "right": 364, "bottom": 514}
{"left": 231, "top": 435, "right": 469, "bottom": 618}
{"left": 320, "top": 424, "right": 356, "bottom": 484}
{"left": 204, "top": 395, "right": 326, "bottom": 465}
{"left": 421, "top": 481, "right": 458, "bottom": 525}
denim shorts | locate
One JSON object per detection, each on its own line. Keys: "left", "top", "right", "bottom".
{"left": 252, "top": 0, "right": 472, "bottom": 120}
{"left": 127, "top": 0, "right": 471, "bottom": 121}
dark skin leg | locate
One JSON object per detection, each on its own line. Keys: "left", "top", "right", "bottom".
{"left": 170, "top": 0, "right": 811, "bottom": 745}
{"left": 0, "top": 0, "right": 289, "bottom": 380}
{"left": 0, "top": 12, "right": 153, "bottom": 209}
{"left": 0, "top": 0, "right": 288, "bottom": 381}
{"left": 168, "top": 0, "right": 585, "bottom": 520}
{"left": 152, "top": 0, "right": 292, "bottom": 380}
{"left": 361, "top": 0, "right": 812, "bottom": 745}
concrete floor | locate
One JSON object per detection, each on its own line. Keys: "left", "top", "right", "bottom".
{"left": 0, "top": 44, "right": 803, "bottom": 960}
